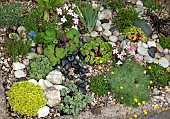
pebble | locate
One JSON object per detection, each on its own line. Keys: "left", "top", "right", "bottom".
{"left": 148, "top": 47, "right": 157, "bottom": 58}
{"left": 14, "top": 70, "right": 26, "bottom": 78}
{"left": 37, "top": 46, "right": 44, "bottom": 55}
{"left": 159, "top": 57, "right": 169, "bottom": 68}
{"left": 28, "top": 79, "right": 38, "bottom": 85}
{"left": 38, "top": 79, "right": 47, "bottom": 90}
{"left": 99, "top": 9, "right": 112, "bottom": 20}
{"left": 38, "top": 106, "right": 50, "bottom": 118}
{"left": 136, "top": 0, "right": 143, "bottom": 7}
{"left": 113, "top": 30, "right": 119, "bottom": 36}
{"left": 17, "top": 26, "right": 26, "bottom": 34}
{"left": 156, "top": 43, "right": 163, "bottom": 53}
{"left": 26, "top": 53, "right": 37, "bottom": 59}
{"left": 118, "top": 34, "right": 124, "bottom": 41}
{"left": 147, "top": 41, "right": 156, "bottom": 48}
{"left": 103, "top": 30, "right": 112, "bottom": 36}
{"left": 142, "top": 42, "right": 148, "bottom": 48}
{"left": 46, "top": 70, "right": 63, "bottom": 84}
{"left": 137, "top": 47, "right": 148, "bottom": 55}
{"left": 109, "top": 36, "right": 118, "bottom": 43}
{"left": 144, "top": 55, "right": 153, "bottom": 63}
{"left": 44, "top": 80, "right": 53, "bottom": 88}
{"left": 153, "top": 87, "right": 160, "bottom": 95}
{"left": 152, "top": 34, "right": 158, "bottom": 39}
{"left": 165, "top": 55, "right": 170, "bottom": 61}
{"left": 163, "top": 48, "right": 169, "bottom": 54}
{"left": 101, "top": 23, "right": 110, "bottom": 30}
{"left": 137, "top": 41, "right": 142, "bottom": 47}
{"left": 13, "top": 62, "right": 25, "bottom": 70}
{"left": 90, "top": 31, "right": 99, "bottom": 37}
{"left": 96, "top": 25, "right": 103, "bottom": 32}
{"left": 96, "top": 20, "right": 101, "bottom": 26}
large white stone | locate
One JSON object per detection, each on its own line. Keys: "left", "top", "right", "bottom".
{"left": 141, "top": 42, "right": 148, "bottom": 49}
{"left": 159, "top": 57, "right": 169, "bottom": 68}
{"left": 137, "top": 47, "right": 148, "bottom": 55}
{"left": 38, "top": 106, "right": 50, "bottom": 118}
{"left": 144, "top": 55, "right": 153, "bottom": 63}
{"left": 14, "top": 70, "right": 26, "bottom": 78}
{"left": 28, "top": 79, "right": 38, "bottom": 85}
{"left": 38, "top": 79, "right": 47, "bottom": 90}
{"left": 147, "top": 41, "right": 156, "bottom": 48}
{"left": 46, "top": 70, "right": 63, "bottom": 84}
{"left": 13, "top": 62, "right": 25, "bottom": 70}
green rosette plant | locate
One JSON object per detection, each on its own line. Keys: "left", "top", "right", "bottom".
{"left": 80, "top": 38, "right": 112, "bottom": 64}
{"left": 8, "top": 81, "right": 46, "bottom": 116}
{"left": 107, "top": 60, "right": 150, "bottom": 107}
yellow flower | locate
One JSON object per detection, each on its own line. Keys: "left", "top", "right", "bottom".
{"left": 120, "top": 86, "right": 123, "bottom": 90}
{"left": 121, "top": 97, "right": 124, "bottom": 99}
{"left": 128, "top": 107, "right": 132, "bottom": 111}
{"left": 98, "top": 66, "right": 102, "bottom": 70}
{"left": 150, "top": 80, "right": 153, "bottom": 84}
{"left": 142, "top": 101, "right": 146, "bottom": 105}
{"left": 116, "top": 102, "right": 120, "bottom": 106}
{"left": 162, "top": 108, "right": 165, "bottom": 111}
{"left": 157, "top": 60, "right": 160, "bottom": 63}
{"left": 123, "top": 115, "right": 127, "bottom": 118}
{"left": 96, "top": 57, "right": 99, "bottom": 59}
{"left": 138, "top": 102, "right": 141, "bottom": 106}
{"left": 148, "top": 66, "right": 151, "bottom": 69}
{"left": 134, "top": 98, "right": 138, "bottom": 102}
{"left": 99, "top": 60, "right": 103, "bottom": 63}
{"left": 153, "top": 105, "right": 159, "bottom": 109}
{"left": 134, "top": 114, "right": 138, "bottom": 118}
{"left": 111, "top": 71, "right": 114, "bottom": 74}
{"left": 106, "top": 69, "right": 110, "bottom": 72}
{"left": 129, "top": 118, "right": 132, "bottom": 119}
{"left": 143, "top": 110, "right": 148, "bottom": 115}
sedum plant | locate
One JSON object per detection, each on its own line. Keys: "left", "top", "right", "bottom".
{"left": 80, "top": 38, "right": 112, "bottom": 64}
{"left": 8, "top": 81, "right": 46, "bottom": 116}
{"left": 57, "top": 81, "right": 92, "bottom": 116}
{"left": 89, "top": 75, "right": 109, "bottom": 96}
{"left": 107, "top": 60, "right": 150, "bottom": 107}
{"left": 145, "top": 63, "right": 170, "bottom": 88}
{"left": 76, "top": 0, "right": 100, "bottom": 33}
{"left": 28, "top": 55, "right": 52, "bottom": 80}
{"left": 123, "top": 26, "right": 147, "bottom": 42}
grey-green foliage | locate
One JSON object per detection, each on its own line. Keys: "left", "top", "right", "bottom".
{"left": 0, "top": 2, "right": 24, "bottom": 27}
{"left": 28, "top": 55, "right": 52, "bottom": 80}
{"left": 57, "top": 81, "right": 92, "bottom": 116}
{"left": 76, "top": 0, "right": 100, "bottom": 33}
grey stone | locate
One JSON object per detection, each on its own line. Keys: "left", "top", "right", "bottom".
{"left": 13, "top": 62, "right": 25, "bottom": 70}
{"left": 28, "top": 79, "right": 38, "bottom": 85}
{"left": 103, "top": 30, "right": 112, "bottom": 36}
{"left": 37, "top": 46, "right": 43, "bottom": 55}
{"left": 46, "top": 70, "right": 63, "bottom": 84}
{"left": 137, "top": 46, "right": 148, "bottom": 55}
{"left": 17, "top": 26, "right": 26, "bottom": 34}
{"left": 159, "top": 57, "right": 169, "bottom": 68}
{"left": 14, "top": 70, "right": 26, "bottom": 78}
{"left": 90, "top": 31, "right": 99, "bottom": 37}
{"left": 109, "top": 35, "right": 118, "bottom": 43}
{"left": 101, "top": 23, "right": 110, "bottom": 30}
{"left": 147, "top": 41, "right": 156, "bottom": 48}
{"left": 118, "top": 34, "right": 124, "bottom": 41}
{"left": 26, "top": 53, "right": 37, "bottom": 59}
{"left": 44, "top": 80, "right": 53, "bottom": 87}
{"left": 38, "top": 79, "right": 47, "bottom": 90}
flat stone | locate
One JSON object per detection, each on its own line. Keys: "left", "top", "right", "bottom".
{"left": 44, "top": 80, "right": 53, "bottom": 87}
{"left": 142, "top": 42, "right": 148, "bottom": 48}
{"left": 96, "top": 25, "right": 102, "bottom": 32}
{"left": 109, "top": 35, "right": 118, "bottom": 43}
{"left": 164, "top": 48, "right": 169, "bottom": 54}
{"left": 90, "top": 31, "right": 99, "bottom": 37}
{"left": 14, "top": 70, "right": 26, "bottom": 78}
{"left": 38, "top": 106, "right": 50, "bottom": 118}
{"left": 165, "top": 55, "right": 170, "bottom": 61}
{"left": 136, "top": 0, "right": 143, "bottom": 7}
{"left": 148, "top": 47, "right": 157, "bottom": 58}
{"left": 159, "top": 57, "right": 169, "bottom": 68}
{"left": 37, "top": 46, "right": 43, "bottom": 55}
{"left": 101, "top": 23, "right": 110, "bottom": 30}
{"left": 46, "top": 70, "right": 63, "bottom": 84}
{"left": 147, "top": 41, "right": 156, "bottom": 48}
{"left": 144, "top": 55, "right": 153, "bottom": 63}
{"left": 156, "top": 43, "right": 163, "bottom": 53}
{"left": 13, "top": 62, "right": 25, "bottom": 70}
{"left": 53, "top": 85, "right": 67, "bottom": 91}
{"left": 26, "top": 53, "right": 37, "bottom": 59}
{"left": 103, "top": 30, "right": 112, "bottom": 36}
{"left": 17, "top": 26, "right": 26, "bottom": 34}
{"left": 152, "top": 34, "right": 158, "bottom": 39}
{"left": 137, "top": 46, "right": 148, "bottom": 55}
{"left": 38, "top": 79, "right": 47, "bottom": 90}
{"left": 137, "top": 41, "right": 142, "bottom": 47}
{"left": 28, "top": 79, "right": 38, "bottom": 85}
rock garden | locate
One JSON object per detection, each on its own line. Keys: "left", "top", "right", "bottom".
{"left": 0, "top": 0, "right": 170, "bottom": 119}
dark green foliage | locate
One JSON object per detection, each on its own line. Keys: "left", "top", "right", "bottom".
{"left": 57, "top": 81, "right": 92, "bottom": 116}
{"left": 80, "top": 38, "right": 112, "bottom": 64}
{"left": 0, "top": 2, "right": 24, "bottom": 27}
{"left": 5, "top": 33, "right": 31, "bottom": 62}
{"left": 143, "top": 0, "right": 163, "bottom": 12}
{"left": 159, "top": 37, "right": 170, "bottom": 49}
{"left": 107, "top": 0, "right": 125, "bottom": 12}
{"left": 28, "top": 55, "right": 52, "bottom": 80}
{"left": 145, "top": 63, "right": 170, "bottom": 88}
{"left": 8, "top": 81, "right": 46, "bottom": 116}
{"left": 89, "top": 75, "right": 109, "bottom": 96}
{"left": 107, "top": 60, "right": 150, "bottom": 107}
{"left": 113, "top": 7, "right": 140, "bottom": 30}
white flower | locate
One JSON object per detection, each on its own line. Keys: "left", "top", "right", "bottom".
{"left": 72, "top": 25, "right": 78, "bottom": 30}
{"left": 57, "top": 8, "right": 62, "bottom": 15}
{"left": 72, "top": 3, "right": 76, "bottom": 9}
{"left": 63, "top": 3, "right": 69, "bottom": 10}
{"left": 116, "top": 60, "right": 122, "bottom": 65}
{"left": 72, "top": 18, "right": 79, "bottom": 24}
{"left": 72, "top": 13, "right": 78, "bottom": 18}
{"left": 38, "top": 106, "right": 50, "bottom": 118}
{"left": 61, "top": 16, "right": 67, "bottom": 23}
{"left": 113, "top": 48, "right": 118, "bottom": 54}
{"left": 67, "top": 9, "right": 73, "bottom": 16}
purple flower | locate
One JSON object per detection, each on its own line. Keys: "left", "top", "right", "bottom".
{"left": 29, "top": 30, "right": 36, "bottom": 37}
{"left": 135, "top": 54, "right": 143, "bottom": 62}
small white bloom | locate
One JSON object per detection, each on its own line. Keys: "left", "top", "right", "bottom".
{"left": 67, "top": 9, "right": 74, "bottom": 16}
{"left": 38, "top": 106, "right": 50, "bottom": 118}
{"left": 63, "top": 3, "right": 69, "bottom": 10}
{"left": 72, "top": 3, "right": 76, "bottom": 9}
{"left": 72, "top": 18, "right": 79, "bottom": 24}
{"left": 57, "top": 8, "right": 62, "bottom": 15}
{"left": 61, "top": 16, "right": 67, "bottom": 23}
{"left": 72, "top": 13, "right": 78, "bottom": 18}
{"left": 72, "top": 25, "right": 78, "bottom": 30}
{"left": 116, "top": 60, "right": 122, "bottom": 65}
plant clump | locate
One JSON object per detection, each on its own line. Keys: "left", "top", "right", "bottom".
{"left": 145, "top": 63, "right": 170, "bottom": 88}
{"left": 27, "top": 55, "right": 52, "bottom": 80}
{"left": 8, "top": 81, "right": 46, "bottom": 116}
{"left": 159, "top": 37, "right": 170, "bottom": 49}
{"left": 80, "top": 38, "right": 112, "bottom": 64}
{"left": 123, "top": 26, "right": 147, "bottom": 42}
{"left": 57, "top": 81, "right": 92, "bottom": 116}
{"left": 89, "top": 75, "right": 109, "bottom": 96}
{"left": 107, "top": 60, "right": 150, "bottom": 107}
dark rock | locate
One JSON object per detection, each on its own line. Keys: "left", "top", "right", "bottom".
{"left": 134, "top": 20, "right": 153, "bottom": 37}
{"left": 63, "top": 70, "right": 69, "bottom": 76}
{"left": 78, "top": 86, "right": 87, "bottom": 94}
{"left": 100, "top": 19, "right": 109, "bottom": 24}
{"left": 148, "top": 47, "right": 157, "bottom": 58}
{"left": 67, "top": 55, "right": 74, "bottom": 61}
{"left": 109, "top": 26, "right": 119, "bottom": 32}
{"left": 91, "top": 107, "right": 102, "bottom": 116}
{"left": 71, "top": 62, "right": 79, "bottom": 69}
{"left": 61, "top": 59, "right": 68, "bottom": 67}
{"left": 65, "top": 63, "right": 72, "bottom": 70}
{"left": 79, "top": 29, "right": 86, "bottom": 34}
{"left": 75, "top": 79, "right": 84, "bottom": 86}
{"left": 101, "top": 34, "right": 109, "bottom": 42}
{"left": 80, "top": 74, "right": 87, "bottom": 80}
{"left": 6, "top": 28, "right": 15, "bottom": 35}
{"left": 102, "top": 4, "right": 107, "bottom": 9}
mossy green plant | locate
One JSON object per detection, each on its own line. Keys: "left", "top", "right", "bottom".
{"left": 8, "top": 81, "right": 46, "bottom": 116}
{"left": 107, "top": 60, "right": 150, "bottom": 107}
{"left": 159, "top": 37, "right": 170, "bottom": 49}
{"left": 123, "top": 26, "right": 147, "bottom": 42}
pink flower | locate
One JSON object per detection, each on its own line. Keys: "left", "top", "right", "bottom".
{"left": 72, "top": 13, "right": 78, "bottom": 18}
{"left": 57, "top": 8, "right": 62, "bottom": 15}
{"left": 67, "top": 9, "right": 73, "bottom": 16}
{"left": 72, "top": 3, "right": 76, "bottom": 9}
{"left": 61, "top": 16, "right": 67, "bottom": 23}
{"left": 113, "top": 48, "right": 118, "bottom": 54}
{"left": 125, "top": 45, "right": 135, "bottom": 52}
{"left": 117, "top": 54, "right": 125, "bottom": 61}
{"left": 135, "top": 54, "right": 143, "bottom": 62}
{"left": 121, "top": 50, "right": 126, "bottom": 56}
{"left": 57, "top": 22, "right": 62, "bottom": 25}
{"left": 72, "top": 18, "right": 79, "bottom": 24}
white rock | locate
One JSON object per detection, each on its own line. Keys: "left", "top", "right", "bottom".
{"left": 101, "top": 23, "right": 110, "bottom": 30}
{"left": 144, "top": 55, "right": 153, "bottom": 63}
{"left": 53, "top": 85, "right": 67, "bottom": 91}
{"left": 159, "top": 57, "right": 169, "bottom": 68}
{"left": 137, "top": 47, "right": 148, "bottom": 55}
{"left": 17, "top": 26, "right": 26, "bottom": 34}
{"left": 120, "top": 40, "right": 127, "bottom": 49}
{"left": 44, "top": 87, "right": 61, "bottom": 107}
{"left": 156, "top": 43, "right": 163, "bottom": 53}
{"left": 23, "top": 59, "right": 29, "bottom": 66}
{"left": 46, "top": 70, "right": 63, "bottom": 84}
{"left": 14, "top": 70, "right": 26, "bottom": 78}
{"left": 90, "top": 31, "right": 99, "bottom": 37}
{"left": 28, "top": 79, "right": 38, "bottom": 85}
{"left": 96, "top": 25, "right": 102, "bottom": 32}
{"left": 142, "top": 42, "right": 148, "bottom": 48}
{"left": 100, "top": 6, "right": 104, "bottom": 11}
{"left": 103, "top": 30, "right": 112, "bottom": 36}
{"left": 109, "top": 36, "right": 118, "bottom": 43}
{"left": 165, "top": 94, "right": 170, "bottom": 105}
{"left": 44, "top": 80, "right": 53, "bottom": 87}
{"left": 38, "top": 106, "right": 50, "bottom": 118}
{"left": 136, "top": 0, "right": 143, "bottom": 7}
{"left": 31, "top": 41, "right": 36, "bottom": 47}
{"left": 153, "top": 88, "right": 160, "bottom": 95}
{"left": 39, "top": 79, "right": 47, "bottom": 90}
{"left": 26, "top": 53, "right": 37, "bottom": 59}
{"left": 113, "top": 30, "right": 119, "bottom": 36}
{"left": 99, "top": 9, "right": 112, "bottom": 20}
{"left": 152, "top": 34, "right": 158, "bottom": 39}
{"left": 137, "top": 41, "right": 142, "bottom": 47}
{"left": 147, "top": 41, "right": 156, "bottom": 48}
{"left": 164, "top": 48, "right": 169, "bottom": 54}
{"left": 92, "top": 3, "right": 98, "bottom": 9}
{"left": 13, "top": 62, "right": 25, "bottom": 70}
{"left": 96, "top": 20, "right": 101, "bottom": 26}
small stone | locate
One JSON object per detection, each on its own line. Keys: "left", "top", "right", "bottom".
{"left": 153, "top": 87, "right": 160, "bottom": 95}
{"left": 142, "top": 42, "right": 148, "bottom": 48}
{"left": 13, "top": 62, "right": 25, "bottom": 70}
{"left": 137, "top": 47, "right": 148, "bottom": 55}
{"left": 37, "top": 46, "right": 43, "bottom": 55}
{"left": 53, "top": 85, "right": 67, "bottom": 91}
{"left": 135, "top": 6, "right": 144, "bottom": 16}
{"left": 92, "top": 4, "right": 98, "bottom": 9}
{"left": 155, "top": 53, "right": 161, "bottom": 59}
{"left": 17, "top": 26, "right": 26, "bottom": 34}
{"left": 90, "top": 31, "right": 99, "bottom": 37}
{"left": 14, "top": 70, "right": 26, "bottom": 78}
{"left": 103, "top": 30, "right": 112, "bottom": 36}
{"left": 82, "top": 36, "right": 90, "bottom": 42}
{"left": 163, "top": 48, "right": 169, "bottom": 54}
{"left": 28, "top": 79, "right": 38, "bottom": 85}
{"left": 96, "top": 25, "right": 103, "bottom": 32}
{"left": 26, "top": 53, "right": 37, "bottom": 59}
{"left": 136, "top": 0, "right": 143, "bottom": 7}
{"left": 137, "top": 41, "right": 142, "bottom": 47}
{"left": 46, "top": 70, "right": 63, "bottom": 84}
{"left": 109, "top": 35, "right": 118, "bottom": 43}
{"left": 30, "top": 47, "right": 36, "bottom": 53}
{"left": 96, "top": 20, "right": 101, "bottom": 26}
{"left": 147, "top": 41, "right": 156, "bottom": 48}
{"left": 165, "top": 94, "right": 170, "bottom": 105}
{"left": 44, "top": 80, "right": 53, "bottom": 87}
{"left": 120, "top": 40, "right": 127, "bottom": 49}
{"left": 65, "top": 63, "right": 72, "bottom": 70}
{"left": 100, "top": 6, "right": 104, "bottom": 11}
{"left": 99, "top": 9, "right": 112, "bottom": 20}
{"left": 113, "top": 30, "right": 119, "bottom": 36}
{"left": 23, "top": 59, "right": 29, "bottom": 66}
{"left": 38, "top": 79, "right": 47, "bottom": 90}
{"left": 38, "top": 106, "right": 50, "bottom": 118}
{"left": 109, "top": 26, "right": 119, "bottom": 32}
{"left": 165, "top": 55, "right": 170, "bottom": 61}
{"left": 152, "top": 34, "right": 158, "bottom": 39}
{"left": 159, "top": 57, "right": 169, "bottom": 68}
{"left": 166, "top": 67, "right": 170, "bottom": 72}
{"left": 44, "top": 87, "right": 61, "bottom": 107}
{"left": 144, "top": 55, "right": 153, "bottom": 63}
{"left": 101, "top": 23, "right": 110, "bottom": 30}
{"left": 156, "top": 43, "right": 163, "bottom": 53}
{"left": 131, "top": 0, "right": 137, "bottom": 4}
{"left": 118, "top": 34, "right": 124, "bottom": 41}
